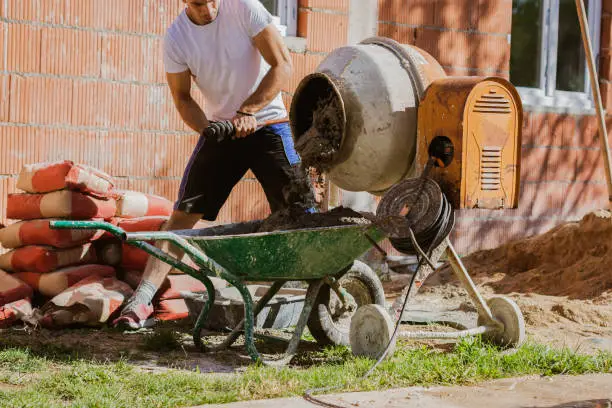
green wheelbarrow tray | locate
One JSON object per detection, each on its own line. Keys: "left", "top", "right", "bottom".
{"left": 50, "top": 219, "right": 387, "bottom": 365}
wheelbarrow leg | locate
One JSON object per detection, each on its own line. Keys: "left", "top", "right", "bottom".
{"left": 199, "top": 281, "right": 286, "bottom": 352}
{"left": 263, "top": 279, "right": 324, "bottom": 367}
{"left": 192, "top": 276, "right": 217, "bottom": 351}
{"left": 227, "top": 280, "right": 261, "bottom": 362}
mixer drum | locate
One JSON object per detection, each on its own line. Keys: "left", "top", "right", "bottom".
{"left": 290, "top": 37, "right": 446, "bottom": 194}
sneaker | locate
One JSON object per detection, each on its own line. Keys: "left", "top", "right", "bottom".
{"left": 112, "top": 301, "right": 155, "bottom": 330}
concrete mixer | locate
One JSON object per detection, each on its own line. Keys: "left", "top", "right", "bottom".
{"left": 290, "top": 37, "right": 525, "bottom": 358}
{"left": 290, "top": 37, "right": 522, "bottom": 209}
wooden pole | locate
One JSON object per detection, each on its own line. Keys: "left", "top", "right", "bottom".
{"left": 575, "top": 0, "right": 612, "bottom": 204}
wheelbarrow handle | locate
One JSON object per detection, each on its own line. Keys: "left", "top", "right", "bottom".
{"left": 49, "top": 220, "right": 127, "bottom": 240}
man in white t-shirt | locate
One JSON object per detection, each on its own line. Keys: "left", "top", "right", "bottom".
{"left": 114, "top": 0, "right": 315, "bottom": 329}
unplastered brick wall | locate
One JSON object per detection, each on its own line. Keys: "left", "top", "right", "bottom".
{"left": 0, "top": 0, "right": 272, "bottom": 225}
{"left": 378, "top": 0, "right": 511, "bottom": 78}
{"left": 378, "top": 0, "right": 611, "bottom": 254}
{"left": 281, "top": 0, "right": 349, "bottom": 108}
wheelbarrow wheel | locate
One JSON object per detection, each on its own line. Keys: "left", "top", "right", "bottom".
{"left": 307, "top": 261, "right": 385, "bottom": 346}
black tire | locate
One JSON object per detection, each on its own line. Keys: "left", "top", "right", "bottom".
{"left": 307, "top": 261, "right": 386, "bottom": 346}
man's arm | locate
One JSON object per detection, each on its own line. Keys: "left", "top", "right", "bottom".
{"left": 167, "top": 70, "right": 209, "bottom": 134}
{"left": 232, "top": 24, "right": 293, "bottom": 138}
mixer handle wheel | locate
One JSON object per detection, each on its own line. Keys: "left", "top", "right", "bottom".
{"left": 307, "top": 261, "right": 386, "bottom": 346}
{"left": 477, "top": 296, "right": 526, "bottom": 348}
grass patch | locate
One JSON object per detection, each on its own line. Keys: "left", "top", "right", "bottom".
{"left": 0, "top": 338, "right": 610, "bottom": 407}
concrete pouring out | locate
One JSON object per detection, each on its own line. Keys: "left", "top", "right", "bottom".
{"left": 293, "top": 94, "right": 344, "bottom": 173}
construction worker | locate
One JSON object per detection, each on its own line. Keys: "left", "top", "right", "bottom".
{"left": 114, "top": 0, "right": 315, "bottom": 329}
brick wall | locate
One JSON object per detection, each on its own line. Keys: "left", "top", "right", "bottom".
{"left": 0, "top": 0, "right": 275, "bottom": 225}
{"left": 378, "top": 0, "right": 610, "bottom": 254}
{"left": 283, "top": 0, "right": 349, "bottom": 108}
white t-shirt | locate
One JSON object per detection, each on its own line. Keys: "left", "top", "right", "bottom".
{"left": 163, "top": 0, "right": 287, "bottom": 123}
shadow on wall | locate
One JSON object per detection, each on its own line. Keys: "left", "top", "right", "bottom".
{"left": 378, "top": 0, "right": 510, "bottom": 76}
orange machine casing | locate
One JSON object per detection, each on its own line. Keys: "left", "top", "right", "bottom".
{"left": 416, "top": 77, "right": 522, "bottom": 209}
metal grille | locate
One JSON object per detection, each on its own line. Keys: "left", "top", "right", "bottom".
{"left": 481, "top": 146, "right": 502, "bottom": 191}
{"left": 473, "top": 91, "right": 512, "bottom": 114}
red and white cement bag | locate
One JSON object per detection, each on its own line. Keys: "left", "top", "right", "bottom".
{"left": 14, "top": 264, "right": 115, "bottom": 297}
{"left": 0, "top": 269, "right": 33, "bottom": 307}
{"left": 115, "top": 191, "right": 173, "bottom": 218}
{"left": 154, "top": 299, "right": 190, "bottom": 321}
{"left": 159, "top": 274, "right": 207, "bottom": 300}
{"left": 0, "top": 244, "right": 97, "bottom": 273}
{"left": 0, "top": 299, "right": 33, "bottom": 328}
{"left": 115, "top": 216, "right": 168, "bottom": 232}
{"left": 0, "top": 219, "right": 103, "bottom": 249}
{"left": 121, "top": 243, "right": 150, "bottom": 271}
{"left": 39, "top": 276, "right": 132, "bottom": 328}
{"left": 103, "top": 216, "right": 168, "bottom": 240}
{"left": 7, "top": 191, "right": 116, "bottom": 220}
{"left": 16, "top": 161, "right": 115, "bottom": 198}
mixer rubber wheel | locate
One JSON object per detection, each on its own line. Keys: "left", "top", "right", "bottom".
{"left": 349, "top": 304, "right": 396, "bottom": 359}
{"left": 307, "top": 261, "right": 386, "bottom": 347}
{"left": 477, "top": 296, "right": 526, "bottom": 348}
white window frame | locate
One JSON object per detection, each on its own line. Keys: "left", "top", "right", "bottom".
{"left": 264, "top": 0, "right": 298, "bottom": 37}
{"left": 514, "top": 0, "right": 602, "bottom": 112}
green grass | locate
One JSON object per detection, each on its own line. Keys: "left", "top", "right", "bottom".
{"left": 0, "top": 339, "right": 611, "bottom": 407}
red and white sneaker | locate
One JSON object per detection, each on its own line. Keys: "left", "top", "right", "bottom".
{"left": 112, "top": 301, "right": 155, "bottom": 330}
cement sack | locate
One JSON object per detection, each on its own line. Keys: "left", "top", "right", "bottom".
{"left": 39, "top": 276, "right": 132, "bottom": 328}
{"left": 103, "top": 216, "right": 168, "bottom": 239}
{"left": 154, "top": 298, "right": 189, "bottom": 321}
{"left": 0, "top": 244, "right": 97, "bottom": 273}
{"left": 17, "top": 161, "right": 115, "bottom": 198}
{"left": 14, "top": 264, "right": 115, "bottom": 297}
{"left": 0, "top": 219, "right": 102, "bottom": 249}
{"left": 115, "top": 191, "right": 173, "bottom": 218}
{"left": 0, "top": 269, "right": 33, "bottom": 306}
{"left": 122, "top": 270, "right": 207, "bottom": 300}
{"left": 7, "top": 191, "right": 116, "bottom": 220}
{"left": 115, "top": 216, "right": 168, "bottom": 232}
{"left": 0, "top": 299, "right": 33, "bottom": 328}
{"left": 121, "top": 243, "right": 150, "bottom": 271}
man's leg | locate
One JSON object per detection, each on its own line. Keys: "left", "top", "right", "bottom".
{"left": 114, "top": 133, "right": 249, "bottom": 330}
{"left": 249, "top": 123, "right": 316, "bottom": 212}
{"left": 140, "top": 210, "right": 204, "bottom": 287}
{"left": 113, "top": 210, "right": 203, "bottom": 329}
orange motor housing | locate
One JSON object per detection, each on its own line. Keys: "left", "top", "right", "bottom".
{"left": 417, "top": 77, "right": 523, "bottom": 210}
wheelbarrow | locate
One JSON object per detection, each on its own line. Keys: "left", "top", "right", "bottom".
{"left": 50, "top": 219, "right": 387, "bottom": 365}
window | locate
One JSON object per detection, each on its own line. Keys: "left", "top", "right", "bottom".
{"left": 260, "top": 0, "right": 298, "bottom": 37}
{"left": 510, "top": 0, "right": 602, "bottom": 110}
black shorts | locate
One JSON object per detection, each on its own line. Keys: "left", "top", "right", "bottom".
{"left": 175, "top": 122, "right": 315, "bottom": 221}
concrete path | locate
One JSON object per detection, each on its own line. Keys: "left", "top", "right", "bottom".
{"left": 199, "top": 374, "right": 612, "bottom": 407}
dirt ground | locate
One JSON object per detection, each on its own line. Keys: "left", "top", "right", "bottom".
{"left": 386, "top": 209, "right": 612, "bottom": 354}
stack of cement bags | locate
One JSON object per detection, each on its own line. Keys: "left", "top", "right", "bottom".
{"left": 0, "top": 161, "right": 204, "bottom": 328}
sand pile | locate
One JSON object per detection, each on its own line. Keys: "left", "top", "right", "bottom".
{"left": 442, "top": 210, "right": 612, "bottom": 301}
